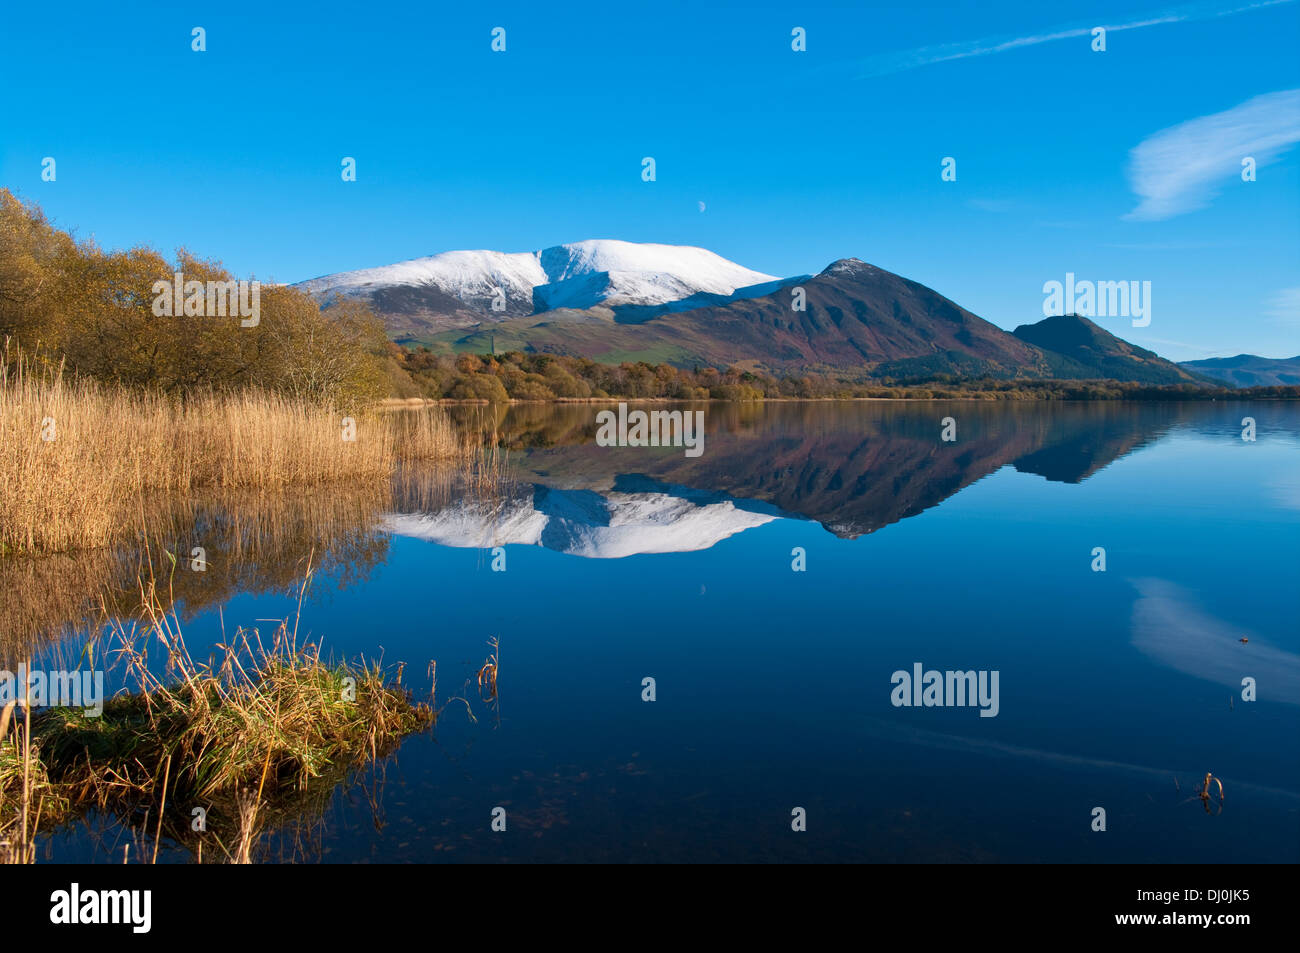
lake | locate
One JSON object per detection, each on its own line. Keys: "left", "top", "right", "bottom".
{"left": 11, "top": 400, "right": 1299, "bottom": 863}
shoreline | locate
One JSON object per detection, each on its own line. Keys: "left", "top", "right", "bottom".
{"left": 381, "top": 393, "right": 1300, "bottom": 407}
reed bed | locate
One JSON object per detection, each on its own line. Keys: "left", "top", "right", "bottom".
{"left": 2, "top": 456, "right": 508, "bottom": 666}
{"left": 1, "top": 345, "right": 469, "bottom": 555}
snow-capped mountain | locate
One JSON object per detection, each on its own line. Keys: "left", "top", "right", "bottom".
{"left": 382, "top": 483, "right": 782, "bottom": 559}
{"left": 295, "top": 239, "right": 778, "bottom": 329}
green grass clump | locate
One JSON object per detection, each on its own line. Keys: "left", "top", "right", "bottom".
{"left": 1, "top": 564, "right": 435, "bottom": 863}
{"left": 35, "top": 653, "right": 430, "bottom": 807}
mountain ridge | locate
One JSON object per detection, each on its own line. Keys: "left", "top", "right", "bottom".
{"left": 301, "top": 241, "right": 1218, "bottom": 385}
{"left": 297, "top": 239, "right": 777, "bottom": 333}
{"left": 1179, "top": 354, "right": 1300, "bottom": 387}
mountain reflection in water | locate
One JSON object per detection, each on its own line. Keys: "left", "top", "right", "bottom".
{"left": 395, "top": 400, "right": 1199, "bottom": 552}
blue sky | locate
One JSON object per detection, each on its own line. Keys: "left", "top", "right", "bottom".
{"left": 2, "top": 0, "right": 1298, "bottom": 360}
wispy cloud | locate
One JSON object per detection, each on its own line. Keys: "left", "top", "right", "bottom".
{"left": 1265, "top": 286, "right": 1300, "bottom": 325}
{"left": 856, "top": 0, "right": 1293, "bottom": 77}
{"left": 1125, "top": 89, "right": 1300, "bottom": 220}
{"left": 1130, "top": 335, "right": 1224, "bottom": 354}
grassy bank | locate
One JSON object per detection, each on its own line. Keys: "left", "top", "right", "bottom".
{"left": 0, "top": 570, "right": 434, "bottom": 864}
{"left": 1, "top": 348, "right": 467, "bottom": 556}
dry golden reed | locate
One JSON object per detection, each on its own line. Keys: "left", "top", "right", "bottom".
{"left": 1, "top": 345, "right": 467, "bottom": 556}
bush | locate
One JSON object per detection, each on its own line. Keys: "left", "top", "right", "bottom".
{"left": 449, "top": 372, "right": 509, "bottom": 402}
{"left": 0, "top": 189, "right": 394, "bottom": 408}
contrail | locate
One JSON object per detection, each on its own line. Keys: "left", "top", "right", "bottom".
{"left": 856, "top": 0, "right": 1294, "bottom": 78}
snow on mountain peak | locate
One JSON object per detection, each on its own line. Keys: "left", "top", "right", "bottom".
{"left": 296, "top": 239, "right": 777, "bottom": 314}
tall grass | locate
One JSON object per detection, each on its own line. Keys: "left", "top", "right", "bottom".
{"left": 1, "top": 461, "right": 510, "bottom": 666}
{"left": 1, "top": 343, "right": 467, "bottom": 555}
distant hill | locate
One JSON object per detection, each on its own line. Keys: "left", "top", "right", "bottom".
{"left": 1012, "top": 314, "right": 1206, "bottom": 385}
{"left": 1179, "top": 354, "right": 1300, "bottom": 387}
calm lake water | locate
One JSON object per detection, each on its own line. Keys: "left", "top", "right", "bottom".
{"left": 15, "top": 400, "right": 1300, "bottom": 863}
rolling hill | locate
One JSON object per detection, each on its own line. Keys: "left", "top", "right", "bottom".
{"left": 1179, "top": 354, "right": 1300, "bottom": 387}
{"left": 1012, "top": 314, "right": 1207, "bottom": 385}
